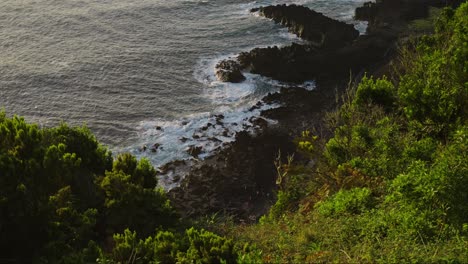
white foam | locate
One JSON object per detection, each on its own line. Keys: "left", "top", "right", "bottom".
{"left": 119, "top": 0, "right": 360, "bottom": 190}
{"left": 118, "top": 102, "right": 279, "bottom": 189}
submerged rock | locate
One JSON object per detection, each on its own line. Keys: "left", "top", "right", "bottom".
{"left": 151, "top": 143, "right": 161, "bottom": 153}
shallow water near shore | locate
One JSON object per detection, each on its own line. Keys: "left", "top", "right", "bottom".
{"left": 0, "top": 0, "right": 368, "bottom": 173}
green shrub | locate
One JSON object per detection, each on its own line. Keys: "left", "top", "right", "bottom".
{"left": 388, "top": 126, "right": 468, "bottom": 229}
{"left": 353, "top": 76, "right": 396, "bottom": 111}
{"left": 105, "top": 228, "right": 254, "bottom": 264}
{"left": 316, "top": 187, "right": 374, "bottom": 216}
{"left": 398, "top": 4, "right": 467, "bottom": 137}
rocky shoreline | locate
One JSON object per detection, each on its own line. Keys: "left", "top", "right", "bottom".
{"left": 167, "top": 0, "right": 462, "bottom": 221}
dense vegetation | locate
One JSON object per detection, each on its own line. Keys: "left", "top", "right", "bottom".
{"left": 219, "top": 3, "right": 468, "bottom": 262}
{"left": 1, "top": 2, "right": 467, "bottom": 263}
{"left": 0, "top": 116, "right": 258, "bottom": 263}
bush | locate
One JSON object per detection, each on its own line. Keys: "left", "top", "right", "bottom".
{"left": 316, "top": 187, "right": 374, "bottom": 216}
{"left": 353, "top": 76, "right": 396, "bottom": 111}
{"left": 106, "top": 228, "right": 256, "bottom": 264}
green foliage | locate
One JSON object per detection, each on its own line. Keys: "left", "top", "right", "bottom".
{"left": 226, "top": 3, "right": 468, "bottom": 263}
{"left": 99, "top": 168, "right": 175, "bottom": 238}
{"left": 389, "top": 126, "right": 468, "bottom": 228}
{"left": 398, "top": 4, "right": 467, "bottom": 137}
{"left": 0, "top": 112, "right": 177, "bottom": 263}
{"left": 352, "top": 76, "right": 396, "bottom": 111}
{"left": 0, "top": 113, "right": 112, "bottom": 261}
{"left": 109, "top": 229, "right": 154, "bottom": 263}
{"left": 103, "top": 228, "right": 256, "bottom": 264}
{"left": 176, "top": 227, "right": 237, "bottom": 263}
{"left": 316, "top": 187, "right": 374, "bottom": 216}
{"left": 2, "top": 2, "right": 468, "bottom": 263}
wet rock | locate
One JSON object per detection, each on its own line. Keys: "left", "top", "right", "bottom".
{"left": 168, "top": 129, "right": 296, "bottom": 221}
{"left": 250, "top": 117, "right": 269, "bottom": 130}
{"left": 156, "top": 126, "right": 163, "bottom": 131}
{"left": 201, "top": 122, "right": 214, "bottom": 131}
{"left": 235, "top": 34, "right": 392, "bottom": 83}
{"left": 187, "top": 145, "right": 203, "bottom": 158}
{"left": 179, "top": 137, "right": 189, "bottom": 143}
{"left": 151, "top": 143, "right": 161, "bottom": 153}
{"left": 249, "top": 101, "right": 264, "bottom": 111}
{"left": 253, "top": 4, "right": 359, "bottom": 48}
{"left": 355, "top": 1, "right": 378, "bottom": 22}
{"left": 354, "top": 0, "right": 461, "bottom": 34}
{"left": 208, "top": 137, "right": 222, "bottom": 143}
{"left": 215, "top": 59, "right": 246, "bottom": 83}
{"left": 158, "top": 159, "right": 186, "bottom": 174}
{"left": 172, "top": 175, "right": 181, "bottom": 183}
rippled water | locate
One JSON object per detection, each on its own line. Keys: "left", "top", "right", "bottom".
{"left": 0, "top": 0, "right": 368, "bottom": 167}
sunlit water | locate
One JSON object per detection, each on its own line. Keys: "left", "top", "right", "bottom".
{"left": 0, "top": 0, "right": 368, "bottom": 169}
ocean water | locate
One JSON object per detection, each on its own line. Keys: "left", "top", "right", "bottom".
{"left": 0, "top": 0, "right": 368, "bottom": 171}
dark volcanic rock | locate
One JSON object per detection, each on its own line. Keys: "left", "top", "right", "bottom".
{"left": 166, "top": 0, "right": 461, "bottom": 222}
{"left": 187, "top": 145, "right": 203, "bottom": 158}
{"left": 253, "top": 4, "right": 359, "bottom": 48}
{"left": 168, "top": 130, "right": 296, "bottom": 220}
{"left": 236, "top": 34, "right": 392, "bottom": 83}
{"left": 215, "top": 59, "right": 246, "bottom": 83}
{"left": 355, "top": 0, "right": 464, "bottom": 34}
{"left": 151, "top": 143, "right": 161, "bottom": 153}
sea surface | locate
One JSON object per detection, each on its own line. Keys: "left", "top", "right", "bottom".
{"left": 0, "top": 0, "right": 368, "bottom": 171}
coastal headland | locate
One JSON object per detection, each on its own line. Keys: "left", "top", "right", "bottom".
{"left": 167, "top": 0, "right": 464, "bottom": 220}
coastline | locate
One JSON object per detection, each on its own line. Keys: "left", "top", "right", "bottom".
{"left": 166, "top": 0, "right": 461, "bottom": 221}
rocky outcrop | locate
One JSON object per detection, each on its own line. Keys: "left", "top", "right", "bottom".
{"left": 215, "top": 4, "right": 361, "bottom": 83}
{"left": 168, "top": 0, "right": 460, "bottom": 221}
{"left": 215, "top": 59, "right": 245, "bottom": 83}
{"left": 355, "top": 0, "right": 465, "bottom": 34}
{"left": 168, "top": 130, "right": 296, "bottom": 220}
{"left": 215, "top": 4, "right": 389, "bottom": 84}
{"left": 187, "top": 145, "right": 203, "bottom": 158}
{"left": 252, "top": 4, "right": 359, "bottom": 48}
{"left": 217, "top": 0, "right": 464, "bottom": 84}
{"left": 235, "top": 32, "right": 393, "bottom": 83}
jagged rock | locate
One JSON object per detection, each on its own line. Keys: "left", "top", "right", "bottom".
{"left": 151, "top": 143, "right": 161, "bottom": 153}
{"left": 249, "top": 117, "right": 269, "bottom": 130}
{"left": 158, "top": 159, "right": 186, "bottom": 174}
{"left": 168, "top": 130, "right": 296, "bottom": 221}
{"left": 355, "top": 1, "right": 378, "bottom": 21}
{"left": 215, "top": 59, "right": 246, "bottom": 83}
{"left": 187, "top": 145, "right": 203, "bottom": 158}
{"left": 355, "top": 0, "right": 463, "bottom": 34}
{"left": 214, "top": 115, "right": 225, "bottom": 125}
{"left": 235, "top": 35, "right": 391, "bottom": 83}
{"left": 166, "top": 0, "right": 462, "bottom": 223}
{"left": 253, "top": 4, "right": 359, "bottom": 48}
{"left": 208, "top": 137, "right": 222, "bottom": 143}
